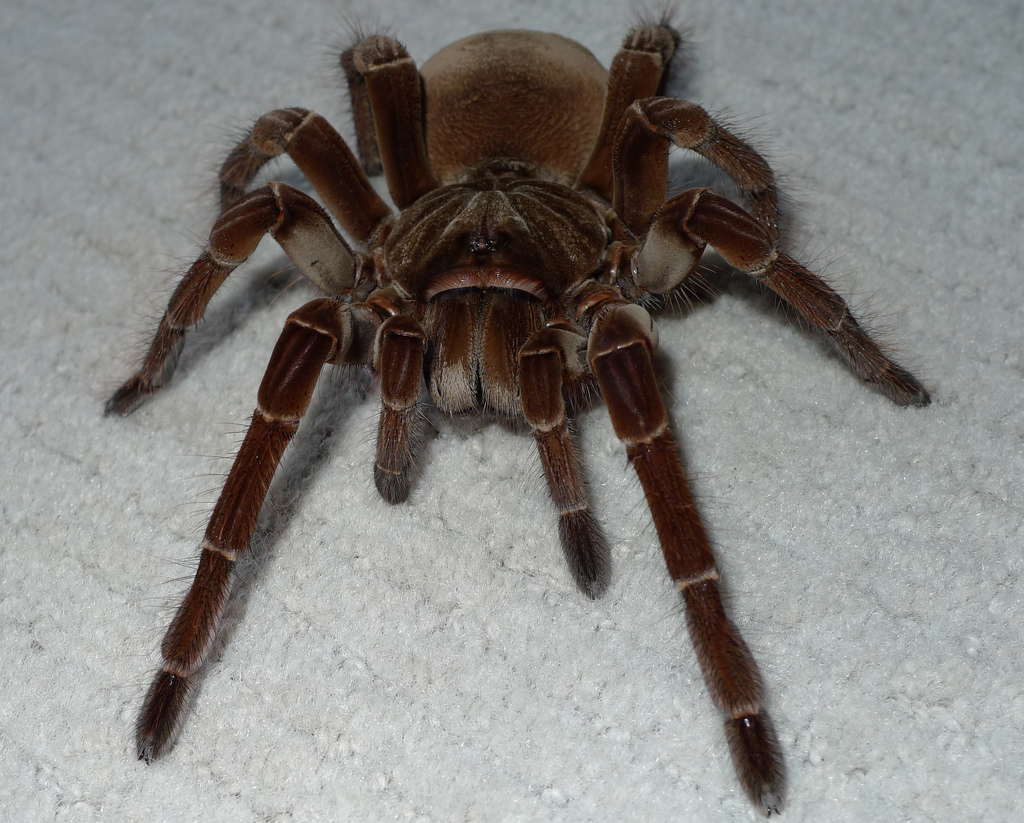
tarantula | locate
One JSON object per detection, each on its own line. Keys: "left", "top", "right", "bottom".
{"left": 108, "top": 22, "right": 928, "bottom": 816}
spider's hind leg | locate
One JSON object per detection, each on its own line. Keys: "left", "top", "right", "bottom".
{"left": 219, "top": 108, "right": 391, "bottom": 241}
{"left": 341, "top": 34, "right": 438, "bottom": 210}
{"left": 612, "top": 97, "right": 781, "bottom": 241}
{"left": 340, "top": 41, "right": 383, "bottom": 175}
{"left": 109, "top": 105, "right": 390, "bottom": 417}
{"left": 576, "top": 21, "right": 680, "bottom": 200}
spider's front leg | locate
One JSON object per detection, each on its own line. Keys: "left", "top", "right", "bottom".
{"left": 372, "top": 315, "right": 426, "bottom": 505}
{"left": 135, "top": 297, "right": 378, "bottom": 761}
{"left": 519, "top": 325, "right": 609, "bottom": 598}
{"left": 586, "top": 299, "right": 783, "bottom": 815}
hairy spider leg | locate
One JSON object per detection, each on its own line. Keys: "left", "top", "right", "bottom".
{"left": 219, "top": 108, "right": 392, "bottom": 239}
{"left": 576, "top": 22, "right": 679, "bottom": 199}
{"left": 107, "top": 108, "right": 388, "bottom": 417}
{"left": 639, "top": 188, "right": 930, "bottom": 406}
{"left": 343, "top": 35, "right": 438, "bottom": 209}
{"left": 373, "top": 315, "right": 426, "bottom": 504}
{"left": 136, "top": 296, "right": 373, "bottom": 760}
{"left": 612, "top": 97, "right": 780, "bottom": 239}
{"left": 586, "top": 298, "right": 784, "bottom": 815}
{"left": 519, "top": 325, "right": 610, "bottom": 598}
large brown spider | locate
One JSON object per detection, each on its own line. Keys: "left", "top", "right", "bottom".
{"left": 108, "top": 21, "right": 929, "bottom": 816}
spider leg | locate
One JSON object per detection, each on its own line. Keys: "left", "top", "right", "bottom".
{"left": 639, "top": 188, "right": 930, "bottom": 406}
{"left": 136, "top": 296, "right": 374, "bottom": 761}
{"left": 519, "top": 325, "right": 609, "bottom": 598}
{"left": 576, "top": 22, "right": 679, "bottom": 199}
{"left": 373, "top": 315, "right": 426, "bottom": 504}
{"left": 107, "top": 183, "right": 356, "bottom": 416}
{"left": 586, "top": 299, "right": 783, "bottom": 815}
{"left": 613, "top": 98, "right": 779, "bottom": 239}
{"left": 340, "top": 42, "right": 382, "bottom": 175}
{"left": 344, "top": 35, "right": 438, "bottom": 209}
{"left": 219, "top": 108, "right": 392, "bottom": 241}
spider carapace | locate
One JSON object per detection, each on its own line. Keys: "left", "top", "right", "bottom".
{"left": 109, "top": 22, "right": 928, "bottom": 816}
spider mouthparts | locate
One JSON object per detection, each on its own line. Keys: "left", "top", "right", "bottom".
{"left": 420, "top": 267, "right": 550, "bottom": 303}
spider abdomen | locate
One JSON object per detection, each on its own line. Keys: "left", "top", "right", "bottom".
{"left": 420, "top": 30, "right": 607, "bottom": 185}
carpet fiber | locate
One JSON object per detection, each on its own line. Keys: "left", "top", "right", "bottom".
{"left": 1, "top": 0, "right": 1020, "bottom": 820}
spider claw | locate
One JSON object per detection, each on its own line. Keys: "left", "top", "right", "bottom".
{"left": 724, "top": 713, "right": 785, "bottom": 817}
{"left": 136, "top": 670, "right": 193, "bottom": 763}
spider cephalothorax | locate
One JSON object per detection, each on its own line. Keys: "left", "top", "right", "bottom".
{"left": 109, "top": 23, "right": 928, "bottom": 816}
{"left": 386, "top": 176, "right": 608, "bottom": 301}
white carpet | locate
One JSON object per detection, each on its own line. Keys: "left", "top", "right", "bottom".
{"left": 1, "top": 0, "right": 1021, "bottom": 820}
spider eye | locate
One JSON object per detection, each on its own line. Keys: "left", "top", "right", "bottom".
{"left": 468, "top": 233, "right": 501, "bottom": 254}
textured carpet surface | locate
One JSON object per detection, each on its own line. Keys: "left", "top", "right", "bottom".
{"left": 1, "top": 0, "right": 1021, "bottom": 820}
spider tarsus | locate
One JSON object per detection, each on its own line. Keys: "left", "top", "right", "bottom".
{"left": 882, "top": 369, "right": 931, "bottom": 408}
{"left": 105, "top": 377, "right": 153, "bottom": 417}
{"left": 558, "top": 510, "right": 611, "bottom": 599}
{"left": 107, "top": 322, "right": 185, "bottom": 416}
{"left": 894, "top": 385, "right": 931, "bottom": 408}
{"left": 136, "top": 669, "right": 194, "bottom": 763}
{"left": 724, "top": 712, "right": 785, "bottom": 817}
{"left": 374, "top": 462, "right": 412, "bottom": 504}
{"left": 623, "top": 20, "right": 679, "bottom": 65}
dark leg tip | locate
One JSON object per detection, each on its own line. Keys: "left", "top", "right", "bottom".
{"left": 559, "top": 510, "right": 611, "bottom": 599}
{"left": 136, "top": 670, "right": 194, "bottom": 763}
{"left": 881, "top": 365, "right": 931, "bottom": 408}
{"left": 105, "top": 377, "right": 153, "bottom": 417}
{"left": 725, "top": 712, "right": 785, "bottom": 817}
{"left": 374, "top": 462, "right": 412, "bottom": 505}
{"left": 106, "top": 325, "right": 185, "bottom": 416}
{"left": 902, "top": 380, "right": 931, "bottom": 407}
